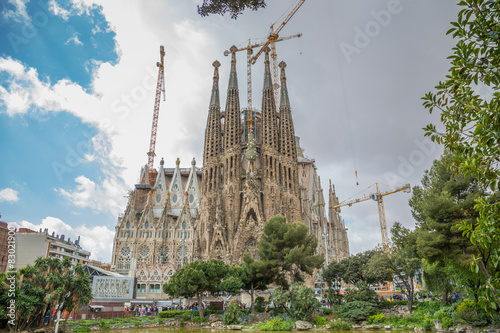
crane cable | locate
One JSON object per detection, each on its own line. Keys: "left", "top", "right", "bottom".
{"left": 327, "top": 0, "right": 359, "bottom": 186}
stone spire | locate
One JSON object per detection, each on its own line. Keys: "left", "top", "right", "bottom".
{"left": 202, "top": 61, "right": 223, "bottom": 195}
{"left": 210, "top": 60, "right": 220, "bottom": 107}
{"left": 279, "top": 61, "right": 290, "bottom": 108}
{"left": 261, "top": 47, "right": 279, "bottom": 151}
{"left": 278, "top": 61, "right": 297, "bottom": 160}
{"left": 223, "top": 46, "right": 241, "bottom": 150}
{"left": 228, "top": 45, "right": 238, "bottom": 89}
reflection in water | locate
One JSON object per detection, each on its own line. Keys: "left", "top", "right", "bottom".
{"left": 107, "top": 328, "right": 400, "bottom": 333}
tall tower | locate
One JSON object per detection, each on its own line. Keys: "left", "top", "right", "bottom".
{"left": 278, "top": 61, "right": 301, "bottom": 222}
{"left": 261, "top": 47, "right": 281, "bottom": 220}
{"left": 202, "top": 60, "right": 222, "bottom": 195}
{"left": 198, "top": 61, "right": 226, "bottom": 260}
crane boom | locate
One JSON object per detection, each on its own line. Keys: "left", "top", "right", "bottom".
{"left": 332, "top": 183, "right": 410, "bottom": 253}
{"left": 147, "top": 45, "right": 165, "bottom": 183}
{"left": 224, "top": 33, "right": 302, "bottom": 110}
{"left": 250, "top": 0, "right": 305, "bottom": 109}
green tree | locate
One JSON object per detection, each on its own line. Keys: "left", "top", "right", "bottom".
{"left": 258, "top": 215, "right": 324, "bottom": 288}
{"left": 0, "top": 257, "right": 92, "bottom": 333}
{"left": 322, "top": 260, "right": 343, "bottom": 306}
{"left": 197, "top": 0, "right": 266, "bottom": 19}
{"left": 237, "top": 251, "right": 275, "bottom": 314}
{"left": 421, "top": 0, "right": 500, "bottom": 310}
{"left": 270, "top": 283, "right": 320, "bottom": 320}
{"left": 343, "top": 281, "right": 378, "bottom": 304}
{"left": 325, "top": 250, "right": 392, "bottom": 287}
{"left": 409, "top": 152, "right": 491, "bottom": 303}
{"left": 369, "top": 223, "right": 421, "bottom": 312}
{"left": 163, "top": 259, "right": 229, "bottom": 318}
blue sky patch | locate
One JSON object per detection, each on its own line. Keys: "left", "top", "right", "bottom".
{"left": 0, "top": 0, "right": 118, "bottom": 90}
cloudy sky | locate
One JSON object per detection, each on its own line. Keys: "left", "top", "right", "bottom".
{"left": 0, "top": 0, "right": 459, "bottom": 262}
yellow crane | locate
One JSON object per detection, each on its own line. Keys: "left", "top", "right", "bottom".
{"left": 251, "top": 0, "right": 306, "bottom": 109}
{"left": 332, "top": 183, "right": 411, "bottom": 253}
{"left": 223, "top": 33, "right": 302, "bottom": 111}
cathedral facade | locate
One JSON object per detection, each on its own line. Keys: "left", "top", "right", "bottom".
{"left": 110, "top": 48, "right": 349, "bottom": 300}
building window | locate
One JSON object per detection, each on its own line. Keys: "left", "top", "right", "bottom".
{"left": 137, "top": 284, "right": 146, "bottom": 293}
{"left": 149, "top": 284, "right": 161, "bottom": 293}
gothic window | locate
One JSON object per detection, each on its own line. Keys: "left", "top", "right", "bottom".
{"left": 136, "top": 284, "right": 146, "bottom": 293}
{"left": 156, "top": 194, "right": 161, "bottom": 203}
{"left": 126, "top": 221, "right": 130, "bottom": 229}
{"left": 121, "top": 246, "right": 131, "bottom": 256}
{"left": 158, "top": 247, "right": 169, "bottom": 263}
{"left": 145, "top": 221, "right": 149, "bottom": 229}
{"left": 173, "top": 194, "right": 178, "bottom": 203}
{"left": 189, "top": 194, "right": 194, "bottom": 203}
{"left": 177, "top": 247, "right": 188, "bottom": 263}
{"left": 138, "top": 246, "right": 150, "bottom": 263}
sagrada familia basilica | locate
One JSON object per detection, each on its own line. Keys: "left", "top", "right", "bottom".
{"left": 110, "top": 48, "right": 349, "bottom": 299}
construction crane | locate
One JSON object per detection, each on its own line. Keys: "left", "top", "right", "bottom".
{"left": 332, "top": 183, "right": 411, "bottom": 253}
{"left": 223, "top": 33, "right": 302, "bottom": 111}
{"left": 146, "top": 45, "right": 166, "bottom": 185}
{"left": 251, "top": 0, "right": 306, "bottom": 109}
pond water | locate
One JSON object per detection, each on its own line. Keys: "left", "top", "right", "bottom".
{"left": 106, "top": 328, "right": 400, "bottom": 333}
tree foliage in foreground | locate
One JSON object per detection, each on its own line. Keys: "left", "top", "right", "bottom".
{"left": 0, "top": 257, "right": 92, "bottom": 332}
{"left": 270, "top": 283, "right": 320, "bottom": 321}
{"left": 197, "top": 0, "right": 266, "bottom": 19}
{"left": 258, "top": 215, "right": 324, "bottom": 289}
{"left": 163, "top": 259, "right": 236, "bottom": 318}
{"left": 238, "top": 251, "right": 275, "bottom": 314}
{"left": 409, "top": 152, "right": 488, "bottom": 303}
{"left": 370, "top": 223, "right": 421, "bottom": 313}
{"left": 324, "top": 249, "right": 392, "bottom": 287}
{"left": 422, "top": 0, "right": 500, "bottom": 311}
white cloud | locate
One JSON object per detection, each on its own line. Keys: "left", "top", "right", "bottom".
{"left": 56, "top": 173, "right": 127, "bottom": 217}
{"left": 65, "top": 34, "right": 83, "bottom": 45}
{"left": 2, "top": 0, "right": 30, "bottom": 23}
{"left": 0, "top": 188, "right": 19, "bottom": 203}
{"left": 11, "top": 216, "right": 115, "bottom": 262}
{"left": 48, "top": 0, "right": 71, "bottom": 20}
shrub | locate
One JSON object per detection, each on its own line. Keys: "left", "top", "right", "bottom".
{"left": 441, "top": 317, "right": 454, "bottom": 329}
{"left": 415, "top": 301, "right": 442, "bottom": 314}
{"left": 73, "top": 326, "right": 91, "bottom": 332}
{"left": 322, "top": 308, "right": 333, "bottom": 315}
{"left": 367, "top": 313, "right": 386, "bottom": 324}
{"left": 337, "top": 301, "right": 377, "bottom": 322}
{"left": 330, "top": 319, "right": 352, "bottom": 330}
{"left": 453, "top": 299, "right": 489, "bottom": 327}
{"left": 256, "top": 318, "right": 294, "bottom": 331}
{"left": 223, "top": 303, "right": 241, "bottom": 325}
{"left": 314, "top": 316, "right": 327, "bottom": 326}
{"left": 422, "top": 318, "right": 434, "bottom": 330}
{"left": 158, "top": 310, "right": 190, "bottom": 318}
{"left": 98, "top": 320, "right": 110, "bottom": 329}
{"left": 255, "top": 296, "right": 268, "bottom": 313}
{"left": 435, "top": 310, "right": 447, "bottom": 320}
{"left": 193, "top": 315, "right": 208, "bottom": 324}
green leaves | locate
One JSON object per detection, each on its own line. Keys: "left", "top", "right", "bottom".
{"left": 197, "top": 0, "right": 266, "bottom": 19}
{"left": 258, "top": 215, "right": 324, "bottom": 288}
{"left": 422, "top": 0, "right": 500, "bottom": 309}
